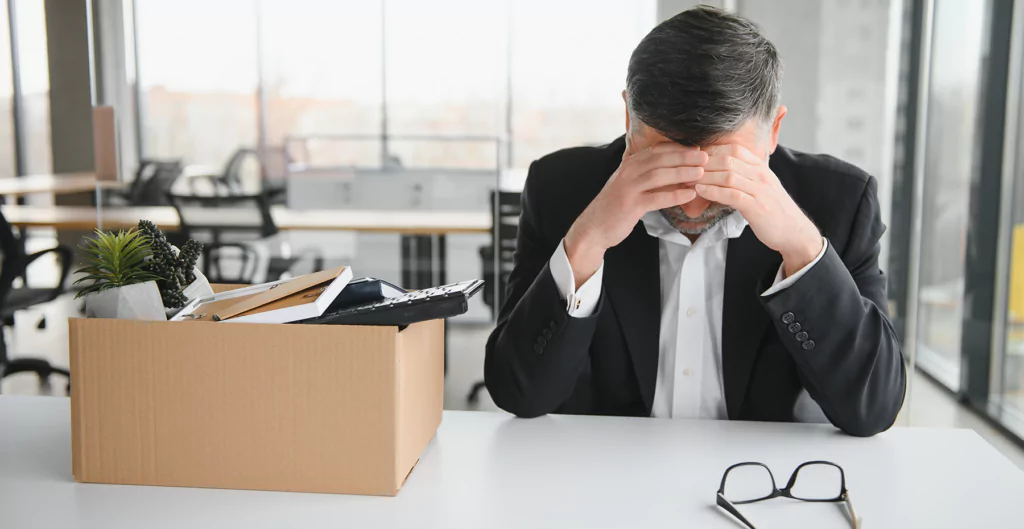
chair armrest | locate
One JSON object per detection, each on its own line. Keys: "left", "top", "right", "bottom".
{"left": 23, "top": 244, "right": 74, "bottom": 295}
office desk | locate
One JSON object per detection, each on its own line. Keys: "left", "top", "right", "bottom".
{"left": 1, "top": 205, "right": 490, "bottom": 286}
{"left": 0, "top": 205, "right": 491, "bottom": 235}
{"left": 0, "top": 173, "right": 124, "bottom": 197}
{"left": 1, "top": 396, "right": 1021, "bottom": 529}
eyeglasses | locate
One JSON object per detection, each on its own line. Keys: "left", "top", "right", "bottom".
{"left": 716, "top": 461, "right": 860, "bottom": 529}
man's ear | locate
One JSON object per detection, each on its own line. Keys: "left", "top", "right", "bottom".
{"left": 622, "top": 90, "right": 637, "bottom": 156}
{"left": 769, "top": 105, "right": 787, "bottom": 154}
{"left": 622, "top": 90, "right": 631, "bottom": 135}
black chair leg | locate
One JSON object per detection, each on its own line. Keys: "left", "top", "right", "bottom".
{"left": 2, "top": 358, "right": 71, "bottom": 395}
{"left": 467, "top": 380, "right": 487, "bottom": 405}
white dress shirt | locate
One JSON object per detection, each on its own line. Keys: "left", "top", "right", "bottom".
{"left": 549, "top": 211, "right": 828, "bottom": 419}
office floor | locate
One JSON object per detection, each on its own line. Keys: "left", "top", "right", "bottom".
{"left": 5, "top": 292, "right": 1024, "bottom": 471}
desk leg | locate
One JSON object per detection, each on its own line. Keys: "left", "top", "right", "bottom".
{"left": 437, "top": 234, "right": 447, "bottom": 285}
{"left": 401, "top": 235, "right": 412, "bottom": 288}
{"left": 438, "top": 234, "right": 448, "bottom": 375}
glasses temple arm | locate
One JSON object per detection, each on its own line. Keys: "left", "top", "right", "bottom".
{"left": 844, "top": 491, "right": 861, "bottom": 529}
{"left": 717, "top": 493, "right": 759, "bottom": 529}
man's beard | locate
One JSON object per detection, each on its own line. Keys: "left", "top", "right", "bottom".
{"left": 659, "top": 203, "right": 735, "bottom": 235}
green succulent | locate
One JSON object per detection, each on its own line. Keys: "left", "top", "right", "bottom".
{"left": 74, "top": 229, "right": 161, "bottom": 298}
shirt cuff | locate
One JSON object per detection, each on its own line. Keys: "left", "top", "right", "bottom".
{"left": 549, "top": 238, "right": 604, "bottom": 317}
{"left": 761, "top": 237, "right": 829, "bottom": 297}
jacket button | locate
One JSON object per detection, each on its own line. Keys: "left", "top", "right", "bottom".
{"left": 549, "top": 320, "right": 557, "bottom": 331}
{"left": 543, "top": 329, "right": 552, "bottom": 340}
{"left": 537, "top": 336, "right": 547, "bottom": 347}
{"left": 533, "top": 343, "right": 543, "bottom": 354}
{"left": 795, "top": 331, "right": 809, "bottom": 342}
{"left": 788, "top": 322, "right": 801, "bottom": 333}
{"left": 781, "top": 312, "right": 795, "bottom": 324}
{"left": 802, "top": 340, "right": 816, "bottom": 351}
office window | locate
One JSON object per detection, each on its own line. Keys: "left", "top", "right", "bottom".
{"left": 913, "top": 0, "right": 989, "bottom": 391}
{"left": 260, "top": 0, "right": 382, "bottom": 169}
{"left": 0, "top": 3, "right": 15, "bottom": 179}
{"left": 1000, "top": 128, "right": 1024, "bottom": 433}
{"left": 383, "top": 0, "right": 504, "bottom": 169}
{"left": 135, "top": 0, "right": 258, "bottom": 166}
{"left": 12, "top": 0, "right": 51, "bottom": 175}
{"left": 508, "top": 0, "right": 656, "bottom": 169}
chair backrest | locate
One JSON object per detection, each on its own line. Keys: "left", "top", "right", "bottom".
{"left": 0, "top": 206, "right": 26, "bottom": 304}
{"left": 219, "top": 147, "right": 291, "bottom": 196}
{"left": 482, "top": 190, "right": 521, "bottom": 311}
{"left": 130, "top": 160, "right": 183, "bottom": 205}
{"left": 219, "top": 149, "right": 252, "bottom": 195}
{"left": 492, "top": 190, "right": 521, "bottom": 267}
{"left": 168, "top": 193, "right": 277, "bottom": 245}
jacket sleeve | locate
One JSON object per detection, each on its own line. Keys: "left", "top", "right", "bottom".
{"left": 484, "top": 162, "right": 602, "bottom": 418}
{"left": 759, "top": 176, "right": 907, "bottom": 436}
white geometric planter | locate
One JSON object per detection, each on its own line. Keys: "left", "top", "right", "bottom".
{"left": 84, "top": 281, "right": 167, "bottom": 321}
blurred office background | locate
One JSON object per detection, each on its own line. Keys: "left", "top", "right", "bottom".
{"left": 4, "top": 0, "right": 1024, "bottom": 467}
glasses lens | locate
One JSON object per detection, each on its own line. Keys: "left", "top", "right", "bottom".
{"left": 723, "top": 464, "right": 775, "bottom": 503}
{"left": 790, "top": 463, "right": 843, "bottom": 501}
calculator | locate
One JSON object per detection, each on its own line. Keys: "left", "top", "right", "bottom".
{"left": 298, "top": 279, "right": 485, "bottom": 328}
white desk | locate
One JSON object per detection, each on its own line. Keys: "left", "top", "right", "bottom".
{"left": 1, "top": 396, "right": 1022, "bottom": 528}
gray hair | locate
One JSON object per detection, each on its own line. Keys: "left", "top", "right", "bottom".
{"left": 625, "top": 5, "right": 783, "bottom": 146}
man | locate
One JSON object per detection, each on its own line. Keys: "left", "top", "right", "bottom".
{"left": 484, "top": 6, "right": 905, "bottom": 437}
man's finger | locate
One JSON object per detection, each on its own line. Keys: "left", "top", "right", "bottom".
{"left": 644, "top": 185, "right": 698, "bottom": 211}
{"left": 694, "top": 183, "right": 755, "bottom": 211}
{"left": 702, "top": 144, "right": 763, "bottom": 165}
{"left": 702, "top": 154, "right": 758, "bottom": 176}
{"left": 698, "top": 170, "right": 762, "bottom": 196}
{"left": 638, "top": 166, "right": 704, "bottom": 190}
{"left": 626, "top": 141, "right": 700, "bottom": 162}
{"left": 629, "top": 149, "right": 708, "bottom": 177}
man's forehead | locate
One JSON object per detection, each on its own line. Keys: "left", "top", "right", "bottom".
{"left": 641, "top": 119, "right": 764, "bottom": 150}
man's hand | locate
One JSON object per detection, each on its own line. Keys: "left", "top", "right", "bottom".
{"left": 564, "top": 143, "right": 706, "bottom": 289}
{"left": 696, "top": 144, "right": 823, "bottom": 277}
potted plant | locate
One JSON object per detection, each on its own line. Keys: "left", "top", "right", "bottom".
{"left": 74, "top": 228, "right": 166, "bottom": 320}
{"left": 75, "top": 221, "right": 212, "bottom": 320}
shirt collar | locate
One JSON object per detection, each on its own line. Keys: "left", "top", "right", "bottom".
{"left": 640, "top": 210, "right": 749, "bottom": 247}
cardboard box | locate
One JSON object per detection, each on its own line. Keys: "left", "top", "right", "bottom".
{"left": 68, "top": 304, "right": 444, "bottom": 496}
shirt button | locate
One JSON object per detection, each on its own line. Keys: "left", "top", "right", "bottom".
{"left": 683, "top": 368, "right": 692, "bottom": 376}
{"left": 686, "top": 308, "right": 697, "bottom": 317}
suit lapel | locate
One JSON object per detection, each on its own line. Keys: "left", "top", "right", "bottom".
{"left": 603, "top": 224, "right": 661, "bottom": 413}
{"left": 722, "top": 229, "right": 780, "bottom": 419}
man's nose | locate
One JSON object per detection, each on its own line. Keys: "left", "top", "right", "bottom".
{"left": 681, "top": 196, "right": 711, "bottom": 218}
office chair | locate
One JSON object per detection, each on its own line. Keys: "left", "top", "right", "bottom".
{"left": 168, "top": 192, "right": 324, "bottom": 284}
{"left": 467, "top": 190, "right": 521, "bottom": 405}
{"left": 0, "top": 208, "right": 72, "bottom": 393}
{"left": 190, "top": 148, "right": 288, "bottom": 203}
{"left": 106, "top": 159, "right": 183, "bottom": 206}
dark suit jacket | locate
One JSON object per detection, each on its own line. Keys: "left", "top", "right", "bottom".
{"left": 484, "top": 136, "right": 906, "bottom": 436}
